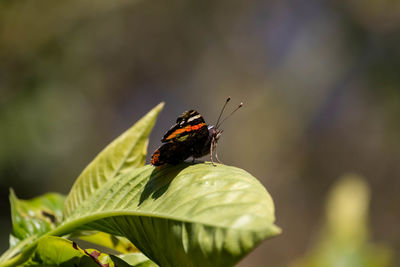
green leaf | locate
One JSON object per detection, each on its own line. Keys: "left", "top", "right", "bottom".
{"left": 0, "top": 104, "right": 164, "bottom": 266}
{"left": 1, "top": 103, "right": 280, "bottom": 267}
{"left": 63, "top": 103, "right": 164, "bottom": 218}
{"left": 9, "top": 189, "right": 65, "bottom": 245}
{"left": 72, "top": 231, "right": 138, "bottom": 254}
{"left": 22, "top": 236, "right": 126, "bottom": 267}
{"left": 292, "top": 174, "right": 393, "bottom": 267}
{"left": 61, "top": 163, "right": 280, "bottom": 267}
{"left": 22, "top": 236, "right": 158, "bottom": 266}
{"left": 118, "top": 252, "right": 158, "bottom": 267}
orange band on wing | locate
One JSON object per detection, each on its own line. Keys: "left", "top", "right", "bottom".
{"left": 165, "top": 123, "right": 206, "bottom": 140}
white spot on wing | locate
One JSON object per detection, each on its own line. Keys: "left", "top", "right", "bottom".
{"left": 187, "top": 114, "right": 201, "bottom": 122}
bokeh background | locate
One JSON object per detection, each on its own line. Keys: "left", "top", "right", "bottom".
{"left": 1, "top": 0, "right": 399, "bottom": 266}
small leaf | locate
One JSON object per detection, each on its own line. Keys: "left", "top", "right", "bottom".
{"left": 23, "top": 236, "right": 114, "bottom": 266}
{"left": 23, "top": 236, "right": 158, "bottom": 267}
{"left": 73, "top": 231, "right": 138, "bottom": 254}
{"left": 62, "top": 163, "right": 280, "bottom": 267}
{"left": 9, "top": 189, "right": 65, "bottom": 245}
{"left": 63, "top": 103, "right": 164, "bottom": 218}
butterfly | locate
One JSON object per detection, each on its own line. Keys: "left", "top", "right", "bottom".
{"left": 151, "top": 98, "right": 242, "bottom": 166}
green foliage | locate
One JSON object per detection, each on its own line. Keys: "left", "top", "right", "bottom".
{"left": 62, "top": 163, "right": 279, "bottom": 266}
{"left": 24, "top": 236, "right": 151, "bottom": 267}
{"left": 9, "top": 189, "right": 65, "bottom": 247}
{"left": 292, "top": 174, "right": 393, "bottom": 267}
{"left": 72, "top": 231, "right": 138, "bottom": 254}
{"left": 0, "top": 103, "right": 280, "bottom": 266}
{"left": 118, "top": 253, "right": 158, "bottom": 267}
{"left": 24, "top": 236, "right": 106, "bottom": 267}
{"left": 63, "top": 102, "right": 164, "bottom": 218}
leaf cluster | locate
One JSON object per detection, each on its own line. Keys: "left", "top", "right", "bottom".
{"left": 0, "top": 103, "right": 280, "bottom": 266}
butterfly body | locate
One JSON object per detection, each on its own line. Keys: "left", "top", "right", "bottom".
{"left": 151, "top": 110, "right": 222, "bottom": 166}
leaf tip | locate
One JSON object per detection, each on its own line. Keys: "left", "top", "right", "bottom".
{"left": 272, "top": 224, "right": 282, "bottom": 236}
{"left": 9, "top": 187, "right": 15, "bottom": 194}
{"left": 9, "top": 188, "right": 17, "bottom": 201}
{"left": 154, "top": 102, "right": 165, "bottom": 113}
{"left": 261, "top": 223, "right": 282, "bottom": 240}
{"left": 144, "top": 102, "right": 164, "bottom": 121}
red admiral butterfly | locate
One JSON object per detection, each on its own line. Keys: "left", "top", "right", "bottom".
{"left": 151, "top": 98, "right": 243, "bottom": 166}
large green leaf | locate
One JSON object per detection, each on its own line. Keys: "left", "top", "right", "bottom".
{"left": 1, "top": 103, "right": 280, "bottom": 267}
{"left": 59, "top": 163, "right": 280, "bottom": 267}
{"left": 0, "top": 104, "right": 163, "bottom": 266}
{"left": 9, "top": 189, "right": 65, "bottom": 246}
{"left": 63, "top": 103, "right": 164, "bottom": 217}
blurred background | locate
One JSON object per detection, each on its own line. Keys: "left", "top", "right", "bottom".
{"left": 1, "top": 0, "right": 399, "bottom": 266}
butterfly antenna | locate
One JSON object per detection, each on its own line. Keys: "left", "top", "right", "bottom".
{"left": 216, "top": 102, "right": 243, "bottom": 128}
{"left": 215, "top": 97, "right": 231, "bottom": 127}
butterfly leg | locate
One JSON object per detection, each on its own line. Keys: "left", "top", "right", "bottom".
{"left": 210, "top": 138, "right": 217, "bottom": 166}
{"left": 210, "top": 146, "right": 215, "bottom": 166}
{"left": 210, "top": 139, "right": 217, "bottom": 166}
{"left": 215, "top": 144, "right": 222, "bottom": 164}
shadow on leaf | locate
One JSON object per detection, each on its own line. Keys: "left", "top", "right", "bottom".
{"left": 138, "top": 163, "right": 190, "bottom": 205}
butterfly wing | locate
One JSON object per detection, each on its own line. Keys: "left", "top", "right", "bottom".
{"left": 152, "top": 110, "right": 210, "bottom": 166}
{"left": 161, "top": 110, "right": 207, "bottom": 142}
{"left": 151, "top": 142, "right": 193, "bottom": 166}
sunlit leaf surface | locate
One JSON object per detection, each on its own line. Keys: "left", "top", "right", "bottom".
{"left": 62, "top": 163, "right": 280, "bottom": 267}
